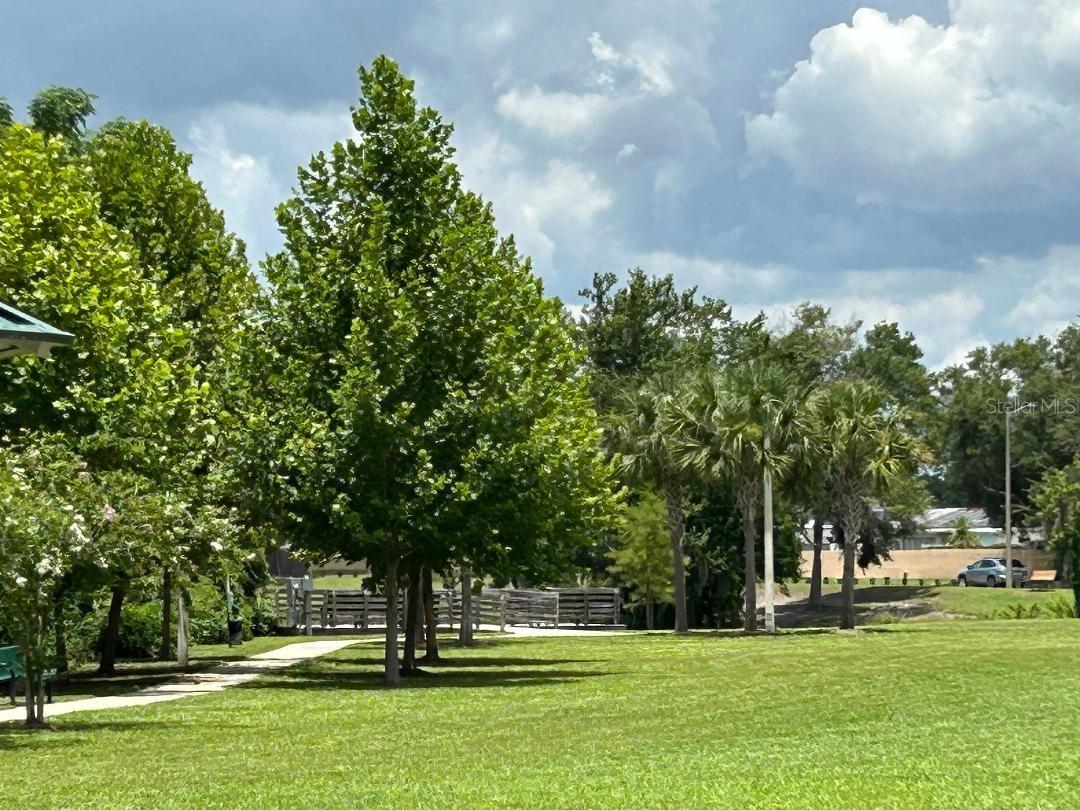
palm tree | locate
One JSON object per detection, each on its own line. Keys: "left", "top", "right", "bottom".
{"left": 608, "top": 374, "right": 690, "bottom": 633}
{"left": 949, "top": 515, "right": 980, "bottom": 548}
{"left": 811, "top": 382, "right": 924, "bottom": 629}
{"left": 668, "top": 365, "right": 805, "bottom": 632}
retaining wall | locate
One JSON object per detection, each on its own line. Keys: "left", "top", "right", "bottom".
{"left": 802, "top": 547, "right": 1055, "bottom": 580}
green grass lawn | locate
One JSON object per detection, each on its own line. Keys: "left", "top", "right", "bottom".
{"left": 2, "top": 622, "right": 1079, "bottom": 808}
{"left": 311, "top": 574, "right": 364, "bottom": 590}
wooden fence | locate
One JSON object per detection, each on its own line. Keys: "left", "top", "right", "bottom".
{"left": 274, "top": 585, "right": 621, "bottom": 631}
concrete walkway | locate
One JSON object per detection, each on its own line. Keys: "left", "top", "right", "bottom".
{"left": 0, "top": 638, "right": 361, "bottom": 724}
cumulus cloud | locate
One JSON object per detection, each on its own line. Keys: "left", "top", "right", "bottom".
{"left": 184, "top": 102, "right": 354, "bottom": 261}
{"left": 746, "top": 1, "right": 1080, "bottom": 211}
{"left": 1000, "top": 246, "right": 1080, "bottom": 335}
{"left": 588, "top": 31, "right": 674, "bottom": 95}
{"left": 453, "top": 132, "right": 613, "bottom": 273}
{"left": 495, "top": 30, "right": 676, "bottom": 139}
{"left": 187, "top": 122, "right": 283, "bottom": 261}
{"left": 634, "top": 250, "right": 789, "bottom": 300}
{"left": 495, "top": 87, "right": 620, "bottom": 138}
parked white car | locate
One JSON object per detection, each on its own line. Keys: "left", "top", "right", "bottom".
{"left": 956, "top": 557, "right": 1026, "bottom": 587}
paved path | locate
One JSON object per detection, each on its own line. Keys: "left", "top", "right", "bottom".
{"left": 0, "top": 638, "right": 361, "bottom": 724}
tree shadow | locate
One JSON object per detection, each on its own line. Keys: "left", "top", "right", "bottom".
{"left": 776, "top": 585, "right": 941, "bottom": 629}
{"left": 0, "top": 717, "right": 196, "bottom": 750}
{"left": 408, "top": 656, "right": 600, "bottom": 668}
{"left": 239, "top": 663, "right": 611, "bottom": 692}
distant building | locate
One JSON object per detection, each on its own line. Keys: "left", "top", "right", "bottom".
{"left": 802, "top": 507, "right": 1041, "bottom": 551}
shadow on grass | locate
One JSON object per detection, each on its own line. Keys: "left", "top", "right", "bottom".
{"left": 240, "top": 662, "right": 611, "bottom": 692}
{"left": 776, "top": 586, "right": 942, "bottom": 629}
{"left": 400, "top": 656, "right": 600, "bottom": 668}
{"left": 0, "top": 717, "right": 198, "bottom": 750}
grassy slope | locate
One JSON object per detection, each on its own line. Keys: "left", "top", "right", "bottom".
{"left": 2, "top": 623, "right": 1079, "bottom": 808}
{"left": 781, "top": 581, "right": 1069, "bottom": 621}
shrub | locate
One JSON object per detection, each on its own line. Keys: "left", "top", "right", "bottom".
{"left": 97, "top": 601, "right": 162, "bottom": 659}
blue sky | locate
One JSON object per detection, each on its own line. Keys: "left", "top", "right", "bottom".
{"left": 5, "top": 1, "right": 1080, "bottom": 366}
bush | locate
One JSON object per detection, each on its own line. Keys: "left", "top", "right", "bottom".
{"left": 97, "top": 601, "right": 162, "bottom": 659}
{"left": 993, "top": 597, "right": 1077, "bottom": 621}
{"left": 188, "top": 582, "right": 228, "bottom": 644}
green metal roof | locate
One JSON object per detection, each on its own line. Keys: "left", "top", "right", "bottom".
{"left": 0, "top": 300, "right": 74, "bottom": 359}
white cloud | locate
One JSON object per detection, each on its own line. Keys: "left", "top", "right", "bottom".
{"left": 495, "top": 86, "right": 619, "bottom": 138}
{"left": 630, "top": 242, "right": 1080, "bottom": 368}
{"left": 616, "top": 143, "right": 638, "bottom": 161}
{"left": 636, "top": 251, "right": 789, "bottom": 299}
{"left": 746, "top": 2, "right": 1080, "bottom": 211}
{"left": 496, "top": 30, "right": 676, "bottom": 139}
{"left": 588, "top": 31, "right": 674, "bottom": 95}
{"left": 184, "top": 102, "right": 353, "bottom": 261}
{"left": 454, "top": 132, "right": 613, "bottom": 272}
{"left": 187, "top": 121, "right": 283, "bottom": 259}
{"left": 999, "top": 246, "right": 1080, "bottom": 335}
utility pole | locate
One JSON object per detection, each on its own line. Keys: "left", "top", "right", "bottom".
{"left": 1004, "top": 406, "right": 1013, "bottom": 589}
{"left": 763, "top": 432, "right": 776, "bottom": 633}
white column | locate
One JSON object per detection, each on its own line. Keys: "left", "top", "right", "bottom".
{"left": 764, "top": 432, "right": 776, "bottom": 634}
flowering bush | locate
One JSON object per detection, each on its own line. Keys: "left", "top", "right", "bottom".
{"left": 0, "top": 439, "right": 103, "bottom": 725}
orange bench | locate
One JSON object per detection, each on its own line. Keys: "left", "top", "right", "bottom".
{"left": 1027, "top": 570, "right": 1058, "bottom": 589}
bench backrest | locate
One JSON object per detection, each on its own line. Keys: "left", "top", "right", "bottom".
{"left": 0, "top": 645, "right": 23, "bottom": 678}
{"left": 1029, "top": 570, "right": 1058, "bottom": 581}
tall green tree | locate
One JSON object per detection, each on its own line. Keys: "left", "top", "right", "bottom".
{"left": 242, "top": 57, "right": 615, "bottom": 684}
{"left": 577, "top": 268, "right": 730, "bottom": 405}
{"left": 811, "top": 382, "right": 924, "bottom": 629}
{"left": 608, "top": 375, "right": 690, "bottom": 632}
{"left": 846, "top": 322, "right": 934, "bottom": 416}
{"left": 608, "top": 491, "right": 677, "bottom": 630}
{"left": 770, "top": 304, "right": 858, "bottom": 606}
{"left": 933, "top": 332, "right": 1078, "bottom": 523}
{"left": 1031, "top": 455, "right": 1080, "bottom": 615}
{"left": 670, "top": 364, "right": 805, "bottom": 632}
{"left": 27, "top": 86, "right": 97, "bottom": 142}
{"left": 0, "top": 101, "right": 246, "bottom": 669}
{"left": 85, "top": 117, "right": 261, "bottom": 658}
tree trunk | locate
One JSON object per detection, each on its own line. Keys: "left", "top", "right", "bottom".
{"left": 742, "top": 508, "right": 758, "bottom": 632}
{"left": 420, "top": 566, "right": 440, "bottom": 663}
{"left": 809, "top": 518, "right": 825, "bottom": 608}
{"left": 645, "top": 590, "right": 654, "bottom": 630}
{"left": 384, "top": 558, "right": 400, "bottom": 685}
{"left": 159, "top": 568, "right": 173, "bottom": 661}
{"left": 458, "top": 567, "right": 474, "bottom": 646}
{"left": 663, "top": 481, "right": 689, "bottom": 633}
{"left": 176, "top": 590, "right": 189, "bottom": 666}
{"left": 402, "top": 561, "right": 421, "bottom": 674}
{"left": 98, "top": 585, "right": 125, "bottom": 676}
{"left": 23, "top": 615, "right": 45, "bottom": 727}
{"left": 840, "top": 521, "right": 857, "bottom": 630}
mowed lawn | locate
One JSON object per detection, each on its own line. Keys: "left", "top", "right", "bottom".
{"left": 2, "top": 623, "right": 1079, "bottom": 808}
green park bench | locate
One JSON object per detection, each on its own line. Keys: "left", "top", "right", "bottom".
{"left": 0, "top": 646, "right": 54, "bottom": 705}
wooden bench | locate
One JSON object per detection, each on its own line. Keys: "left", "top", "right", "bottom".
{"left": 0, "top": 646, "right": 54, "bottom": 704}
{"left": 1027, "top": 570, "right": 1058, "bottom": 589}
